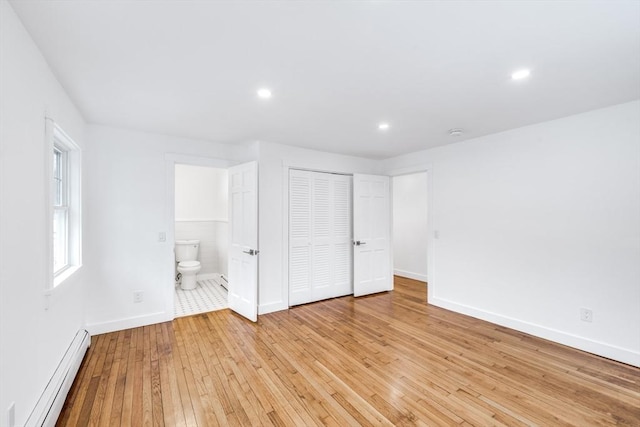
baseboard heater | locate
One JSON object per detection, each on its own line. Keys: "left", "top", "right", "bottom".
{"left": 25, "top": 329, "right": 91, "bottom": 427}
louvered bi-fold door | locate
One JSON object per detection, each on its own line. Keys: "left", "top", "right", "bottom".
{"left": 289, "top": 170, "right": 311, "bottom": 305}
{"left": 289, "top": 170, "right": 352, "bottom": 306}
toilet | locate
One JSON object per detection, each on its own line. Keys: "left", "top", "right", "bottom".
{"left": 175, "top": 240, "right": 201, "bottom": 290}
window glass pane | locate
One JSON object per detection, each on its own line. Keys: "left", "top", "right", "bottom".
{"left": 53, "top": 208, "right": 68, "bottom": 273}
{"left": 53, "top": 148, "right": 64, "bottom": 206}
{"left": 54, "top": 150, "right": 59, "bottom": 205}
{"left": 53, "top": 149, "right": 59, "bottom": 177}
{"left": 54, "top": 179, "right": 62, "bottom": 206}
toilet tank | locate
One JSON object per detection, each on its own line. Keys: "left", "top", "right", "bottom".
{"left": 175, "top": 240, "right": 200, "bottom": 262}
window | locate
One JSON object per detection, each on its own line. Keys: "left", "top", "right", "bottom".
{"left": 49, "top": 120, "right": 81, "bottom": 285}
{"left": 53, "top": 145, "right": 69, "bottom": 273}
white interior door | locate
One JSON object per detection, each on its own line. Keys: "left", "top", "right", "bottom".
{"left": 228, "top": 161, "right": 258, "bottom": 322}
{"left": 353, "top": 174, "right": 392, "bottom": 297}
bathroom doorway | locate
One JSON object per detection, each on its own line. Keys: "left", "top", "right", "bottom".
{"left": 392, "top": 172, "right": 428, "bottom": 283}
{"left": 174, "top": 164, "right": 229, "bottom": 317}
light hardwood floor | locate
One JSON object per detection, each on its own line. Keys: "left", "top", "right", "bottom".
{"left": 57, "top": 277, "right": 640, "bottom": 426}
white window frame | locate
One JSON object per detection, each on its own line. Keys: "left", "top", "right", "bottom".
{"left": 53, "top": 145, "right": 70, "bottom": 274}
{"left": 48, "top": 119, "right": 82, "bottom": 287}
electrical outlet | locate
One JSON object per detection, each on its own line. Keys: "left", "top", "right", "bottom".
{"left": 158, "top": 232, "right": 166, "bottom": 242}
{"left": 133, "top": 291, "right": 144, "bottom": 303}
{"left": 7, "top": 402, "right": 15, "bottom": 427}
{"left": 580, "top": 308, "right": 593, "bottom": 323}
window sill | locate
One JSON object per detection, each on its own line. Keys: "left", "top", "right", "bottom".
{"left": 54, "top": 265, "right": 81, "bottom": 288}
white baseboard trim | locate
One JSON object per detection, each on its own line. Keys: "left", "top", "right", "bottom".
{"left": 394, "top": 269, "right": 428, "bottom": 282}
{"left": 25, "top": 329, "right": 90, "bottom": 427}
{"left": 259, "top": 301, "right": 288, "bottom": 315}
{"left": 86, "top": 311, "right": 171, "bottom": 336}
{"left": 431, "top": 296, "right": 640, "bottom": 367}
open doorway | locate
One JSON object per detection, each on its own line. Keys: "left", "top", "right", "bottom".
{"left": 392, "top": 172, "right": 428, "bottom": 283}
{"left": 174, "top": 164, "right": 229, "bottom": 317}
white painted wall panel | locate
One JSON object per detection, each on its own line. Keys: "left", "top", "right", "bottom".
{"left": 382, "top": 100, "right": 640, "bottom": 366}
{"left": 0, "top": 1, "right": 86, "bottom": 424}
{"left": 84, "top": 125, "right": 250, "bottom": 333}
{"left": 175, "top": 164, "right": 228, "bottom": 221}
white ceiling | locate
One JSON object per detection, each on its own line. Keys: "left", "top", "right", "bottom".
{"left": 9, "top": 0, "right": 640, "bottom": 159}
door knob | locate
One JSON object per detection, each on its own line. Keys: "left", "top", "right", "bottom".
{"left": 352, "top": 240, "right": 366, "bottom": 246}
{"left": 243, "top": 248, "right": 260, "bottom": 256}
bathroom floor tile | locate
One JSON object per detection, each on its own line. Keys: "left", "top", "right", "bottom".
{"left": 175, "top": 277, "right": 228, "bottom": 318}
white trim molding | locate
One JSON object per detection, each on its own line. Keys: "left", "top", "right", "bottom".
{"left": 86, "top": 311, "right": 171, "bottom": 336}
{"left": 259, "top": 301, "right": 288, "bottom": 315}
{"left": 431, "top": 297, "right": 640, "bottom": 367}
{"left": 393, "top": 269, "right": 428, "bottom": 282}
{"left": 25, "top": 330, "right": 90, "bottom": 427}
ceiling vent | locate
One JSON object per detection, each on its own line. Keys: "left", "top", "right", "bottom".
{"left": 448, "top": 128, "right": 464, "bottom": 137}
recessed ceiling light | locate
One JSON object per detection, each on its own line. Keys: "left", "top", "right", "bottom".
{"left": 378, "top": 122, "right": 390, "bottom": 131}
{"left": 257, "top": 88, "right": 272, "bottom": 99}
{"left": 511, "top": 69, "right": 531, "bottom": 80}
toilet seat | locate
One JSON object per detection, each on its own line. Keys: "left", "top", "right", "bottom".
{"left": 178, "top": 260, "right": 200, "bottom": 268}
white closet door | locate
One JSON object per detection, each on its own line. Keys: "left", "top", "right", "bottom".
{"left": 353, "top": 174, "right": 392, "bottom": 297}
{"left": 289, "top": 170, "right": 312, "bottom": 305}
{"left": 332, "top": 175, "right": 353, "bottom": 298}
{"left": 289, "top": 170, "right": 352, "bottom": 306}
{"left": 310, "top": 173, "right": 332, "bottom": 300}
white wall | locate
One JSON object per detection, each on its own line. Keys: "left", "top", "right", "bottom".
{"left": 392, "top": 173, "right": 428, "bottom": 281}
{"left": 85, "top": 135, "right": 378, "bottom": 328}
{"left": 175, "top": 164, "right": 228, "bottom": 221}
{"left": 0, "top": 1, "right": 87, "bottom": 424}
{"left": 383, "top": 100, "right": 640, "bottom": 366}
{"left": 84, "top": 134, "right": 377, "bottom": 329}
{"left": 4, "top": 5, "right": 635, "bottom": 423}
{"left": 257, "top": 141, "right": 380, "bottom": 314}
{"left": 175, "top": 165, "right": 228, "bottom": 277}
{"left": 84, "top": 125, "right": 250, "bottom": 334}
